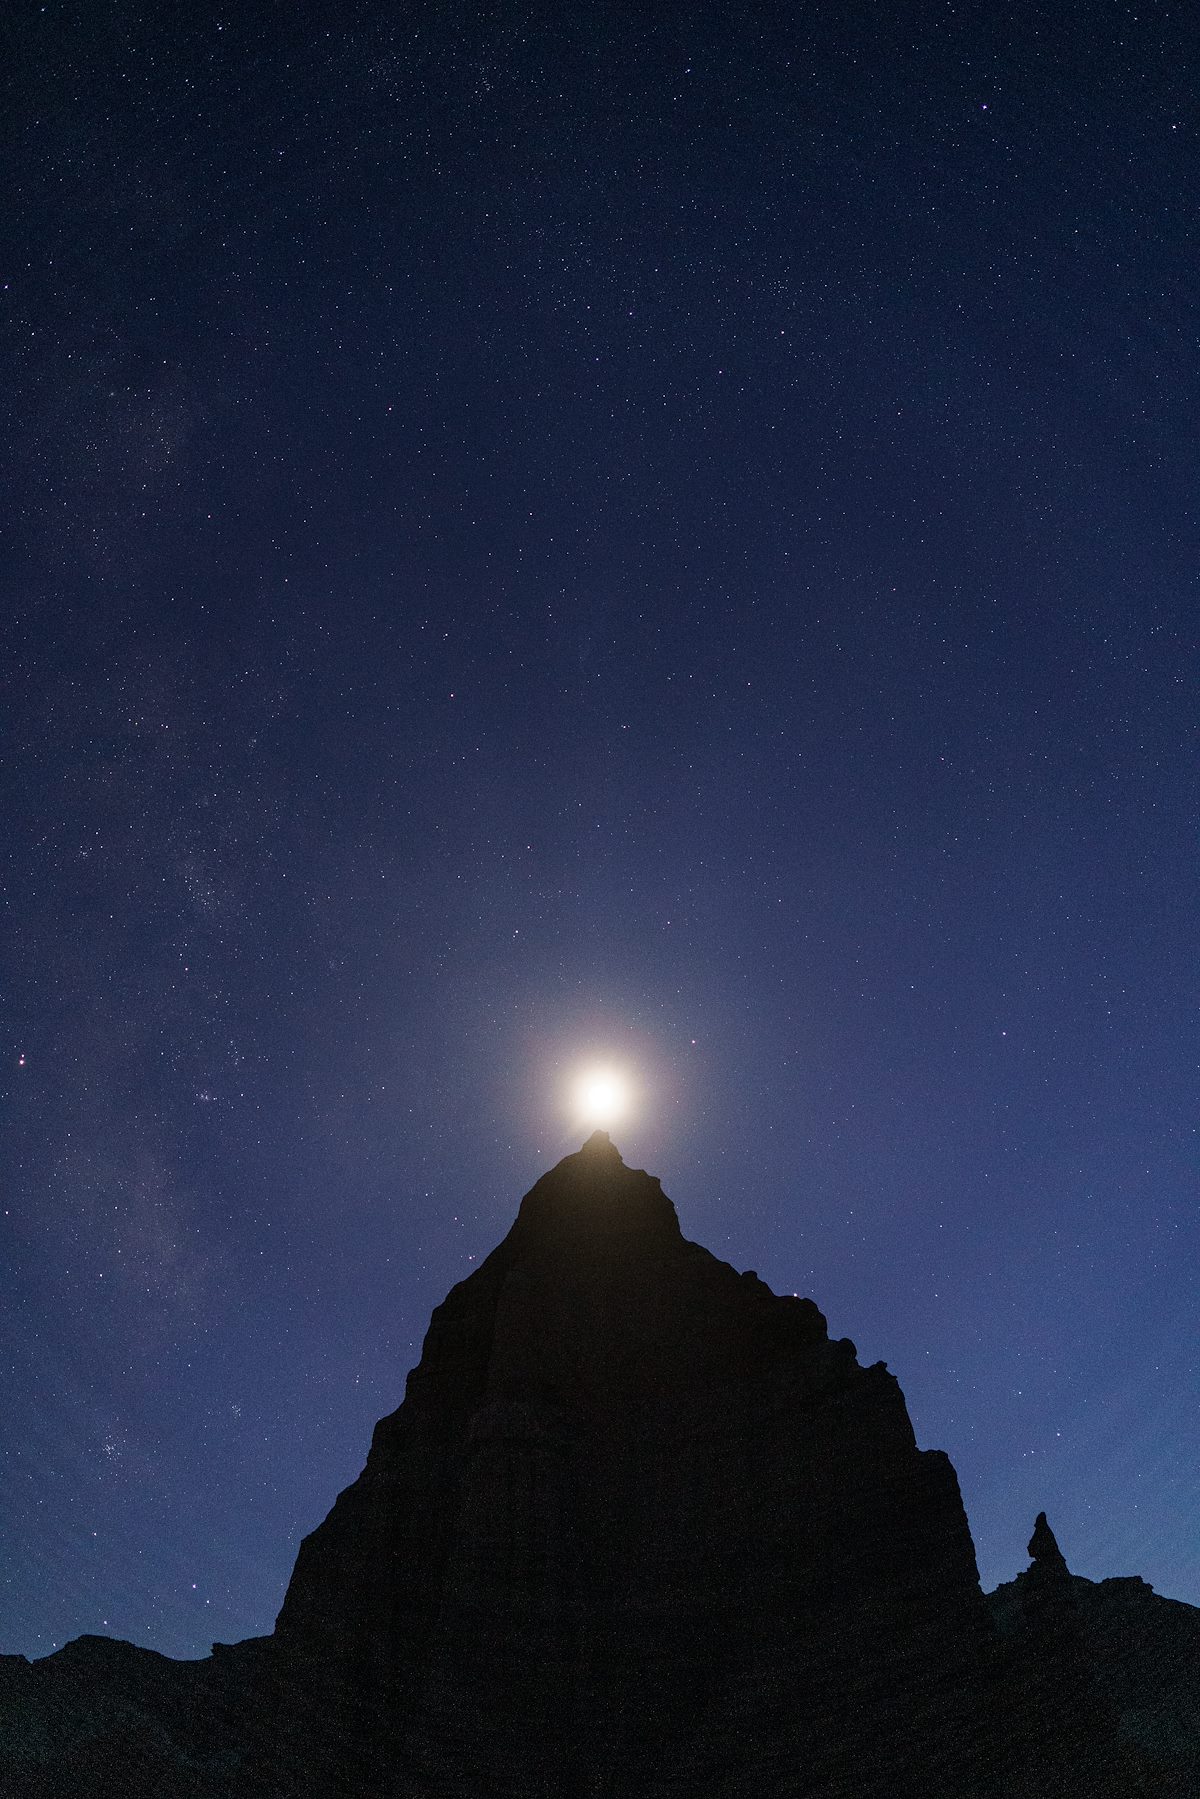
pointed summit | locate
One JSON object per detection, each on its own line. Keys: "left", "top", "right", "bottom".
{"left": 508, "top": 1130, "right": 681, "bottom": 1254}
{"left": 1028, "top": 1510, "right": 1071, "bottom": 1580}
{"left": 271, "top": 1146, "right": 989, "bottom": 1794}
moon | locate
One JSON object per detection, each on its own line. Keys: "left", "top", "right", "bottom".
{"left": 571, "top": 1065, "right": 631, "bottom": 1131}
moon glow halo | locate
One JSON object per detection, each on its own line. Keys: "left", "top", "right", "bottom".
{"left": 572, "top": 1066, "right": 631, "bottom": 1132}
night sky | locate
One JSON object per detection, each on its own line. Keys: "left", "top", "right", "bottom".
{"left": 4, "top": 1, "right": 1197, "bottom": 1662}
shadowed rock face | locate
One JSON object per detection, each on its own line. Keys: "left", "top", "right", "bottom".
{"left": 273, "top": 1133, "right": 995, "bottom": 1795}
{"left": 2, "top": 1139, "right": 1196, "bottom": 1797}
{"left": 1027, "top": 1511, "right": 1071, "bottom": 1579}
{"left": 988, "top": 1517, "right": 1200, "bottom": 1799}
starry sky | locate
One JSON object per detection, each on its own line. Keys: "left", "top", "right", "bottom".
{"left": 3, "top": 0, "right": 1197, "bottom": 1660}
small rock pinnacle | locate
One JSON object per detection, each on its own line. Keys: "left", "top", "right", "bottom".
{"left": 1028, "top": 1511, "right": 1070, "bottom": 1579}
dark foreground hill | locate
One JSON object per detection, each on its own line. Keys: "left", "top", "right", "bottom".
{"left": 2, "top": 1135, "right": 1196, "bottom": 1795}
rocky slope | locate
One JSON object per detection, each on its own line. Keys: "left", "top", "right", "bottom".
{"left": 1, "top": 1135, "right": 1195, "bottom": 1796}
{"left": 272, "top": 1130, "right": 996, "bottom": 1795}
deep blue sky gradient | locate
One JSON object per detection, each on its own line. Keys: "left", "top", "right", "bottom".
{"left": 3, "top": 0, "right": 1197, "bottom": 1658}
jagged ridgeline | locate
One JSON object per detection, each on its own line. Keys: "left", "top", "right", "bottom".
{"left": 3, "top": 1136, "right": 1197, "bottom": 1797}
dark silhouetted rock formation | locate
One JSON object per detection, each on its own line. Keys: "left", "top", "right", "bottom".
{"left": 1, "top": 1138, "right": 1196, "bottom": 1796}
{"left": 271, "top": 1130, "right": 995, "bottom": 1796}
{"left": 988, "top": 1512, "right": 1200, "bottom": 1797}
{"left": 1027, "top": 1510, "right": 1070, "bottom": 1580}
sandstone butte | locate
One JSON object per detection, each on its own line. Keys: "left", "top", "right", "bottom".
{"left": 2, "top": 1133, "right": 1197, "bottom": 1796}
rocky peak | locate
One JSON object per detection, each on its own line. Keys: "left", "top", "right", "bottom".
{"left": 507, "top": 1133, "right": 682, "bottom": 1257}
{"left": 269, "top": 1141, "right": 991, "bottom": 1794}
{"left": 1027, "top": 1510, "right": 1071, "bottom": 1581}
{"left": 7, "top": 1144, "right": 1197, "bottom": 1797}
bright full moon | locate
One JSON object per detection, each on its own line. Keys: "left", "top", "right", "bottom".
{"left": 572, "top": 1065, "right": 631, "bottom": 1131}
